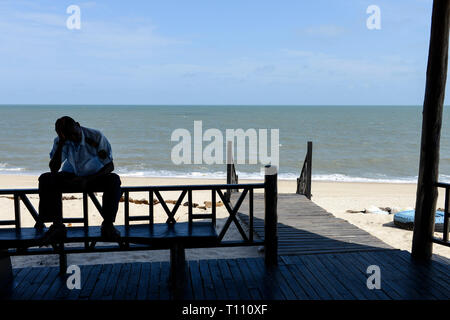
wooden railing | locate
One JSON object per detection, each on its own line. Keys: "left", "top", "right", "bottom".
{"left": 225, "top": 140, "right": 239, "bottom": 202}
{"left": 0, "top": 165, "right": 278, "bottom": 264}
{"left": 296, "top": 141, "right": 313, "bottom": 199}
{"left": 433, "top": 182, "right": 450, "bottom": 247}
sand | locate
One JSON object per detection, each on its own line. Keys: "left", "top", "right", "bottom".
{"left": 311, "top": 181, "right": 450, "bottom": 258}
{"left": 1, "top": 175, "right": 449, "bottom": 268}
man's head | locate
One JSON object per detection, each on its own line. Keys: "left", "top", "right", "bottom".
{"left": 55, "top": 116, "right": 82, "bottom": 143}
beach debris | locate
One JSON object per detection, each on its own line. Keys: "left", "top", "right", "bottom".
{"left": 204, "top": 201, "right": 224, "bottom": 208}
{"left": 390, "top": 207, "right": 402, "bottom": 214}
{"left": 183, "top": 202, "right": 199, "bottom": 207}
{"left": 197, "top": 206, "right": 207, "bottom": 210}
{"left": 364, "top": 206, "right": 389, "bottom": 215}
{"left": 346, "top": 209, "right": 364, "bottom": 213}
{"left": 133, "top": 199, "right": 149, "bottom": 205}
{"left": 119, "top": 196, "right": 158, "bottom": 205}
{"left": 62, "top": 195, "right": 79, "bottom": 200}
{"left": 166, "top": 200, "right": 178, "bottom": 204}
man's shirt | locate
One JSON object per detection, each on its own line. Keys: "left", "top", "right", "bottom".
{"left": 49, "top": 126, "right": 113, "bottom": 177}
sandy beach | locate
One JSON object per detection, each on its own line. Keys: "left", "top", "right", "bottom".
{"left": 1, "top": 175, "right": 449, "bottom": 268}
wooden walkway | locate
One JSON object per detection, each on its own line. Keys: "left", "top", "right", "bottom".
{"left": 3, "top": 250, "right": 449, "bottom": 300}
{"left": 3, "top": 192, "right": 449, "bottom": 300}
{"left": 234, "top": 193, "right": 393, "bottom": 255}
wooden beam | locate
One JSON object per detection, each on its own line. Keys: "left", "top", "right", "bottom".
{"left": 412, "top": 0, "right": 450, "bottom": 260}
{"left": 0, "top": 250, "right": 12, "bottom": 297}
{"left": 264, "top": 165, "right": 278, "bottom": 266}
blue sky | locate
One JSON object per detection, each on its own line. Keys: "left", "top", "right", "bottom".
{"left": 0, "top": 0, "right": 439, "bottom": 105}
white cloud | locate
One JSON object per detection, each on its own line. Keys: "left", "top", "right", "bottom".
{"left": 0, "top": 6, "right": 188, "bottom": 60}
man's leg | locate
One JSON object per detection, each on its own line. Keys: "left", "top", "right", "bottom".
{"left": 88, "top": 173, "right": 122, "bottom": 240}
{"left": 38, "top": 172, "right": 76, "bottom": 244}
{"left": 101, "top": 173, "right": 122, "bottom": 224}
{"left": 38, "top": 172, "right": 63, "bottom": 224}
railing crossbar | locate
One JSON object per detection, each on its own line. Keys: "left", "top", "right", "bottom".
{"left": 434, "top": 182, "right": 450, "bottom": 247}
{"left": 0, "top": 183, "right": 264, "bottom": 247}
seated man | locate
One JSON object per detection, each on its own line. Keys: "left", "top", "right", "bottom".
{"left": 38, "top": 116, "right": 122, "bottom": 244}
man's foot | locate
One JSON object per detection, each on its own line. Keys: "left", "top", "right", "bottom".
{"left": 39, "top": 223, "right": 67, "bottom": 247}
{"left": 101, "top": 222, "right": 121, "bottom": 242}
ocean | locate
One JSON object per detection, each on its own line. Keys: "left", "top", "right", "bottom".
{"left": 1, "top": 105, "right": 450, "bottom": 183}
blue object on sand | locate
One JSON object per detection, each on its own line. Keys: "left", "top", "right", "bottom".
{"left": 393, "top": 210, "right": 445, "bottom": 231}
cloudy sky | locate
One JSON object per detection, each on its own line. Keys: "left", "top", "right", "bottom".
{"left": 0, "top": 0, "right": 439, "bottom": 105}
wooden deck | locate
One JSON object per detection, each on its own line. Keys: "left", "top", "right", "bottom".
{"left": 235, "top": 193, "right": 393, "bottom": 255}
{"left": 3, "top": 250, "right": 449, "bottom": 300}
{"left": 2, "top": 192, "right": 449, "bottom": 300}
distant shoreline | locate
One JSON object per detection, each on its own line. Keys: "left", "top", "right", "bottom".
{"left": 0, "top": 172, "right": 420, "bottom": 184}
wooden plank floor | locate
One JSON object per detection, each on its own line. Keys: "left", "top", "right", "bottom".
{"left": 233, "top": 193, "right": 393, "bottom": 255}
{"left": 3, "top": 250, "right": 449, "bottom": 300}
{"left": 3, "top": 192, "right": 448, "bottom": 300}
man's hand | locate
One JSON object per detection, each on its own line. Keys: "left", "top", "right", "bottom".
{"left": 56, "top": 129, "right": 66, "bottom": 144}
{"left": 49, "top": 132, "right": 66, "bottom": 173}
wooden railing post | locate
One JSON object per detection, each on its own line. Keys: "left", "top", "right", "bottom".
{"left": 0, "top": 250, "right": 12, "bottom": 297}
{"left": 226, "top": 141, "right": 232, "bottom": 202}
{"left": 306, "top": 141, "right": 312, "bottom": 199}
{"left": 412, "top": 0, "right": 450, "bottom": 261}
{"left": 264, "top": 165, "right": 278, "bottom": 266}
{"left": 225, "top": 141, "right": 239, "bottom": 200}
{"left": 296, "top": 141, "right": 313, "bottom": 199}
{"left": 444, "top": 187, "right": 450, "bottom": 242}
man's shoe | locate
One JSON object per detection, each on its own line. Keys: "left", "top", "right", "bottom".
{"left": 39, "top": 223, "right": 67, "bottom": 247}
{"left": 101, "top": 222, "right": 121, "bottom": 242}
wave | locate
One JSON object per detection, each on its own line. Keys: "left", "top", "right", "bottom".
{"left": 0, "top": 163, "right": 24, "bottom": 173}
{"left": 312, "top": 174, "right": 418, "bottom": 184}
{"left": 3, "top": 162, "right": 450, "bottom": 184}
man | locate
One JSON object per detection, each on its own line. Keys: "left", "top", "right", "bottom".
{"left": 38, "top": 116, "right": 122, "bottom": 244}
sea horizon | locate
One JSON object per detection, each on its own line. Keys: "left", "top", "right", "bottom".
{"left": 1, "top": 104, "right": 450, "bottom": 184}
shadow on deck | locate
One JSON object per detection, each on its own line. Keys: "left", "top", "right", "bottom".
{"left": 2, "top": 193, "right": 449, "bottom": 300}
{"left": 3, "top": 250, "right": 450, "bottom": 300}
{"left": 235, "top": 193, "right": 392, "bottom": 255}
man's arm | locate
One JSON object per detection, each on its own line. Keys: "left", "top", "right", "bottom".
{"left": 70, "top": 161, "right": 114, "bottom": 190}
{"left": 49, "top": 139, "right": 65, "bottom": 173}
{"left": 85, "top": 161, "right": 114, "bottom": 181}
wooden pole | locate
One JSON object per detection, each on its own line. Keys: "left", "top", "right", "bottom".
{"left": 226, "top": 140, "right": 232, "bottom": 202}
{"left": 264, "top": 165, "right": 278, "bottom": 266}
{"left": 306, "top": 141, "right": 313, "bottom": 200}
{"left": 412, "top": 0, "right": 450, "bottom": 260}
{"left": 0, "top": 250, "right": 12, "bottom": 297}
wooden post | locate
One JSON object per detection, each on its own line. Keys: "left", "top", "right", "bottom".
{"left": 58, "top": 242, "right": 67, "bottom": 275}
{"left": 412, "top": 0, "right": 450, "bottom": 261}
{"left": 170, "top": 243, "right": 185, "bottom": 289}
{"left": 444, "top": 188, "right": 449, "bottom": 242}
{"left": 0, "top": 250, "right": 12, "bottom": 297}
{"left": 264, "top": 165, "right": 278, "bottom": 266}
{"left": 306, "top": 141, "right": 313, "bottom": 200}
{"left": 226, "top": 140, "right": 232, "bottom": 202}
